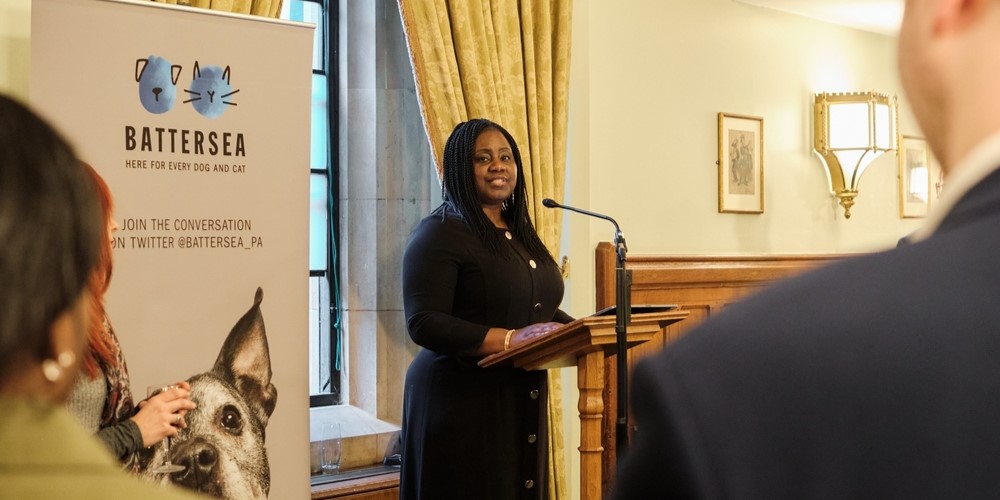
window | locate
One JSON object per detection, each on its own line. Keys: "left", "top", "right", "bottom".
{"left": 286, "top": 0, "right": 436, "bottom": 485}
{"left": 282, "top": 0, "right": 341, "bottom": 407}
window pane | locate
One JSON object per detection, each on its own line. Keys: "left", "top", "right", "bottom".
{"left": 279, "top": 0, "right": 292, "bottom": 20}
{"left": 310, "top": 173, "right": 329, "bottom": 272}
{"left": 303, "top": 1, "right": 325, "bottom": 72}
{"left": 283, "top": 1, "right": 325, "bottom": 71}
{"left": 308, "top": 275, "right": 332, "bottom": 395}
{"left": 311, "top": 74, "right": 329, "bottom": 170}
{"left": 280, "top": 0, "right": 304, "bottom": 23}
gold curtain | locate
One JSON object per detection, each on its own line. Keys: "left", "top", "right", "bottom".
{"left": 149, "top": 0, "right": 283, "bottom": 18}
{"left": 398, "top": 0, "right": 572, "bottom": 497}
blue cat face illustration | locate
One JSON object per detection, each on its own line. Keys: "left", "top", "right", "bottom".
{"left": 136, "top": 56, "right": 182, "bottom": 114}
{"left": 183, "top": 62, "right": 240, "bottom": 119}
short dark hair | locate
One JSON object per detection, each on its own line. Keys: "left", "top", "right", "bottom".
{"left": 441, "top": 118, "right": 554, "bottom": 263}
{"left": 0, "top": 94, "right": 101, "bottom": 377}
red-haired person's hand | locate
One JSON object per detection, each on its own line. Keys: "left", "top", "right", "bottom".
{"left": 131, "top": 381, "right": 197, "bottom": 447}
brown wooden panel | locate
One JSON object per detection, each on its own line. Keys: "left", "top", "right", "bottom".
{"left": 594, "top": 242, "right": 844, "bottom": 497}
{"left": 333, "top": 489, "right": 399, "bottom": 500}
{"left": 311, "top": 473, "right": 400, "bottom": 500}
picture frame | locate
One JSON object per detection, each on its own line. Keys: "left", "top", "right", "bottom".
{"left": 898, "top": 135, "right": 932, "bottom": 218}
{"left": 717, "top": 113, "right": 764, "bottom": 213}
{"left": 929, "top": 146, "right": 944, "bottom": 208}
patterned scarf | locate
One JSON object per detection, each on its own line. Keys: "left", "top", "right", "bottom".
{"left": 96, "top": 316, "right": 139, "bottom": 468}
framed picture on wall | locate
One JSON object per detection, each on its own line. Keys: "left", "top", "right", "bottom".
{"left": 717, "top": 113, "right": 764, "bottom": 214}
{"left": 929, "top": 145, "right": 944, "bottom": 209}
{"left": 898, "top": 135, "right": 932, "bottom": 218}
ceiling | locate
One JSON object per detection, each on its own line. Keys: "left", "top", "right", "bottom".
{"left": 735, "top": 0, "right": 904, "bottom": 36}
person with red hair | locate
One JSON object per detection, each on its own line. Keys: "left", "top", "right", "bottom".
{"left": 66, "top": 162, "right": 195, "bottom": 468}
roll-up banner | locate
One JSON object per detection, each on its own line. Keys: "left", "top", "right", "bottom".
{"left": 31, "top": 1, "right": 313, "bottom": 498}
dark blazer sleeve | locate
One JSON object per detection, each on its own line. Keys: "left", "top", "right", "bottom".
{"left": 612, "top": 356, "right": 702, "bottom": 500}
{"left": 403, "top": 219, "right": 491, "bottom": 356}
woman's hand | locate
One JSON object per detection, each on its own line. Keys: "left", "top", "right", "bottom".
{"left": 509, "top": 322, "right": 563, "bottom": 349}
{"left": 130, "top": 381, "right": 197, "bottom": 447}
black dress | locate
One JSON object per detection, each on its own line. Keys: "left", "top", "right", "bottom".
{"left": 400, "top": 203, "right": 572, "bottom": 500}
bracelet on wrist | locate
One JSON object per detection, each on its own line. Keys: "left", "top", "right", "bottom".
{"left": 503, "top": 329, "right": 516, "bottom": 350}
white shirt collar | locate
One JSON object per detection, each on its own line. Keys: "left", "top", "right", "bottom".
{"left": 909, "top": 130, "right": 1000, "bottom": 242}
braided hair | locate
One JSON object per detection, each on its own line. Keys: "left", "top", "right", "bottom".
{"left": 441, "top": 119, "right": 555, "bottom": 264}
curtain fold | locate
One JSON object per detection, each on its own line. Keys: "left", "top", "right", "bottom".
{"left": 398, "top": 1, "right": 572, "bottom": 497}
{"left": 149, "top": 0, "right": 283, "bottom": 18}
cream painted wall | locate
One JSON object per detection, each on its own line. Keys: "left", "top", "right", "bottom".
{"left": 560, "top": 1, "right": 921, "bottom": 499}
{"left": 0, "top": 0, "right": 31, "bottom": 100}
{"left": 563, "top": 0, "right": 922, "bottom": 319}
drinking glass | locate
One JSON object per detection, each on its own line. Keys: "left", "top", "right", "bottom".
{"left": 321, "top": 422, "right": 342, "bottom": 474}
{"left": 146, "top": 385, "right": 186, "bottom": 474}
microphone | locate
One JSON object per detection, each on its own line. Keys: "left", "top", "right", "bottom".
{"left": 541, "top": 198, "right": 627, "bottom": 255}
{"left": 541, "top": 196, "right": 633, "bottom": 458}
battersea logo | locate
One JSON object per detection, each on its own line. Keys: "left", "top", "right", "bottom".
{"left": 135, "top": 55, "right": 241, "bottom": 119}
{"left": 135, "top": 56, "right": 181, "bottom": 114}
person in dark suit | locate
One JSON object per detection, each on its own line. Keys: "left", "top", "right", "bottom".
{"left": 399, "top": 119, "right": 572, "bottom": 500}
{"left": 613, "top": 1, "right": 1000, "bottom": 498}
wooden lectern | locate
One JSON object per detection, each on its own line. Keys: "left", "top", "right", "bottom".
{"left": 479, "top": 309, "right": 688, "bottom": 500}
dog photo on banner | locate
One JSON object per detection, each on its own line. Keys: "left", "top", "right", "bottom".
{"left": 138, "top": 288, "right": 277, "bottom": 499}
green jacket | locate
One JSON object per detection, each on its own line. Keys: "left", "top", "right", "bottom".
{"left": 0, "top": 394, "right": 204, "bottom": 500}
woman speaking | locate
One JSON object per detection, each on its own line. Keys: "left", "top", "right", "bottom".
{"left": 400, "top": 119, "right": 572, "bottom": 500}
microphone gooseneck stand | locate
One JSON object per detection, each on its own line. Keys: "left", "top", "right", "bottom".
{"left": 541, "top": 198, "right": 632, "bottom": 461}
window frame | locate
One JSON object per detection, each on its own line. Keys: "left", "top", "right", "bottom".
{"left": 291, "top": 0, "right": 342, "bottom": 409}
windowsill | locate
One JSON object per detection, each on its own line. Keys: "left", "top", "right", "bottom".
{"left": 309, "top": 404, "right": 400, "bottom": 475}
{"left": 311, "top": 464, "right": 399, "bottom": 486}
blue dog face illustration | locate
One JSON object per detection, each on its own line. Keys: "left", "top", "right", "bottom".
{"left": 136, "top": 56, "right": 182, "bottom": 114}
{"left": 184, "top": 62, "right": 240, "bottom": 119}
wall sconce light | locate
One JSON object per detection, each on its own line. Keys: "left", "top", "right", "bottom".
{"left": 813, "top": 91, "right": 897, "bottom": 218}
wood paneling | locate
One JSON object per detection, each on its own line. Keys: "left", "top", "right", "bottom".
{"left": 311, "top": 473, "right": 399, "bottom": 500}
{"left": 595, "top": 242, "right": 843, "bottom": 497}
